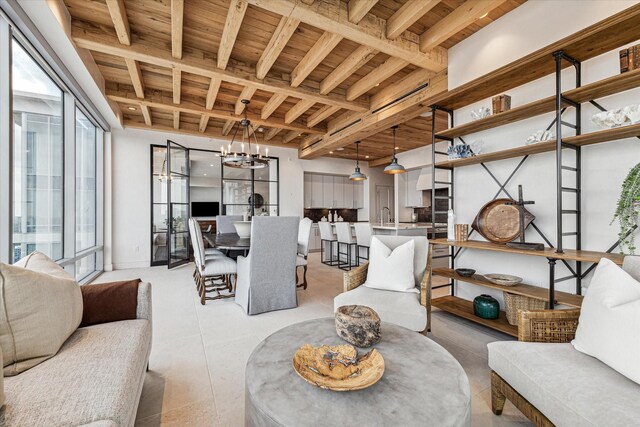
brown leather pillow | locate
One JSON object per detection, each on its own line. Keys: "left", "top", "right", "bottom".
{"left": 80, "top": 279, "right": 141, "bottom": 327}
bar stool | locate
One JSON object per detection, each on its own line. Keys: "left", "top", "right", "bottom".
{"left": 354, "top": 223, "right": 372, "bottom": 265}
{"left": 318, "top": 222, "right": 338, "bottom": 266}
{"left": 335, "top": 222, "right": 357, "bottom": 271}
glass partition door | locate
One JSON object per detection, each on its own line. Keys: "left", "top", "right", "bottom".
{"left": 167, "top": 140, "right": 190, "bottom": 268}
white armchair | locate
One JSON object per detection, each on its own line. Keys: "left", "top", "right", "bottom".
{"left": 235, "top": 216, "right": 300, "bottom": 315}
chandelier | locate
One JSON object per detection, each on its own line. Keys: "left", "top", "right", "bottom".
{"left": 220, "top": 99, "right": 269, "bottom": 169}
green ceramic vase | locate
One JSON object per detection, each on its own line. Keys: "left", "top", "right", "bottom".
{"left": 473, "top": 294, "right": 499, "bottom": 320}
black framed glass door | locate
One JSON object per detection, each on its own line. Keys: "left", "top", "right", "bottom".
{"left": 167, "top": 140, "right": 190, "bottom": 268}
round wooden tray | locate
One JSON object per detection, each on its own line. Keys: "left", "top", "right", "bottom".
{"left": 471, "top": 198, "right": 535, "bottom": 243}
{"left": 292, "top": 344, "right": 384, "bottom": 391}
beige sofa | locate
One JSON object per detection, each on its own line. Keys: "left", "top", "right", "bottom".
{"left": 0, "top": 282, "right": 152, "bottom": 427}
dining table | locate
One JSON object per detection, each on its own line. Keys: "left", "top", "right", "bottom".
{"left": 203, "top": 232, "right": 251, "bottom": 251}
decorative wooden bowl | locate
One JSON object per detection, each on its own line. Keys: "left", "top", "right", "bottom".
{"left": 472, "top": 198, "right": 535, "bottom": 243}
{"left": 484, "top": 274, "right": 523, "bottom": 286}
{"left": 292, "top": 344, "right": 385, "bottom": 391}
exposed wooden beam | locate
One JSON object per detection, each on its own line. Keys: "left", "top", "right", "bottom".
{"left": 285, "top": 99, "right": 315, "bottom": 124}
{"left": 370, "top": 67, "right": 433, "bottom": 110}
{"left": 172, "top": 68, "right": 181, "bottom": 104}
{"left": 218, "top": 0, "right": 248, "bottom": 69}
{"left": 261, "top": 93, "right": 288, "bottom": 120}
{"left": 245, "top": 0, "right": 447, "bottom": 71}
{"left": 283, "top": 130, "right": 301, "bottom": 143}
{"left": 108, "top": 89, "right": 324, "bottom": 134}
{"left": 171, "top": 0, "right": 184, "bottom": 59}
{"left": 256, "top": 16, "right": 300, "bottom": 79}
{"left": 173, "top": 111, "right": 180, "bottom": 129}
{"left": 348, "top": 0, "right": 378, "bottom": 24}
{"left": 264, "top": 127, "right": 282, "bottom": 141}
{"left": 320, "top": 45, "right": 377, "bottom": 95}
{"left": 301, "top": 134, "right": 323, "bottom": 148}
{"left": 307, "top": 105, "right": 341, "bottom": 127}
{"left": 291, "top": 32, "right": 342, "bottom": 87}
{"left": 222, "top": 119, "right": 236, "bottom": 136}
{"left": 206, "top": 78, "right": 222, "bottom": 110}
{"left": 346, "top": 57, "right": 408, "bottom": 101}
{"left": 199, "top": 114, "right": 210, "bottom": 132}
{"left": 235, "top": 86, "right": 257, "bottom": 115}
{"left": 124, "top": 58, "right": 145, "bottom": 98}
{"left": 72, "top": 25, "right": 369, "bottom": 112}
{"left": 420, "top": 0, "right": 508, "bottom": 52}
{"left": 300, "top": 0, "right": 315, "bottom": 4}
{"left": 387, "top": 0, "right": 440, "bottom": 39}
{"left": 105, "top": 0, "right": 130, "bottom": 45}
{"left": 141, "top": 104, "right": 152, "bottom": 126}
{"left": 368, "top": 155, "right": 393, "bottom": 168}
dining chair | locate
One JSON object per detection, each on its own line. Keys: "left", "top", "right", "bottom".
{"left": 188, "top": 218, "right": 223, "bottom": 287}
{"left": 216, "top": 215, "right": 243, "bottom": 234}
{"left": 296, "top": 217, "right": 313, "bottom": 289}
{"left": 335, "top": 222, "right": 357, "bottom": 271}
{"left": 318, "top": 221, "right": 337, "bottom": 266}
{"left": 235, "top": 216, "right": 299, "bottom": 315}
{"left": 353, "top": 222, "right": 372, "bottom": 265}
{"left": 193, "top": 221, "right": 238, "bottom": 304}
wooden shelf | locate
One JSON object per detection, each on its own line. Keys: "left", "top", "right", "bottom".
{"left": 435, "top": 123, "right": 640, "bottom": 169}
{"left": 429, "top": 5, "right": 640, "bottom": 111}
{"left": 437, "top": 68, "right": 640, "bottom": 139}
{"left": 430, "top": 238, "right": 625, "bottom": 265}
{"left": 433, "top": 268, "right": 583, "bottom": 308}
{"left": 432, "top": 295, "right": 517, "bottom": 337}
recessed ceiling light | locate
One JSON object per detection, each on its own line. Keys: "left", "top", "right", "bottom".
{"left": 336, "top": 147, "right": 344, "bottom": 151}
{"left": 479, "top": 12, "right": 489, "bottom": 19}
{"left": 329, "top": 151, "right": 334, "bottom": 154}
{"left": 258, "top": 127, "right": 264, "bottom": 132}
{"left": 395, "top": 146, "right": 400, "bottom": 150}
{"left": 210, "top": 164, "right": 214, "bottom": 166}
{"left": 365, "top": 155, "right": 370, "bottom": 158}
{"left": 298, "top": 133, "right": 302, "bottom": 136}
{"left": 127, "top": 106, "right": 136, "bottom": 111}
{"left": 375, "top": 83, "right": 380, "bottom": 87}
{"left": 204, "top": 173, "right": 207, "bottom": 176}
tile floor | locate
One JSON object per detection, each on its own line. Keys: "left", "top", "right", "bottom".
{"left": 95, "top": 253, "right": 532, "bottom": 426}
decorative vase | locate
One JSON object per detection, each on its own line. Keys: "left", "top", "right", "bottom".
{"left": 473, "top": 294, "right": 500, "bottom": 320}
{"left": 335, "top": 305, "right": 381, "bottom": 348}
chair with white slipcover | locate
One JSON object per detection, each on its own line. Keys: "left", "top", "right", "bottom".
{"left": 296, "top": 217, "right": 313, "bottom": 289}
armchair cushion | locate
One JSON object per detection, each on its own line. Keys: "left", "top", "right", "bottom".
{"left": 13, "top": 251, "right": 73, "bottom": 280}
{"left": 334, "top": 285, "right": 426, "bottom": 332}
{"left": 572, "top": 258, "right": 640, "bottom": 384}
{"left": 80, "top": 279, "right": 141, "bottom": 327}
{"left": 364, "top": 237, "right": 417, "bottom": 293}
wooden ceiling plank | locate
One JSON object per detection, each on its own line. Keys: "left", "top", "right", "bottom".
{"left": 285, "top": 99, "right": 315, "bottom": 124}
{"left": 218, "top": 0, "right": 249, "bottom": 70}
{"left": 173, "top": 111, "right": 180, "bottom": 129}
{"left": 264, "top": 127, "right": 282, "bottom": 141}
{"left": 141, "top": 104, "right": 152, "bottom": 126}
{"left": 420, "top": 0, "right": 508, "bottom": 52}
{"left": 206, "top": 78, "right": 222, "bottom": 109}
{"left": 256, "top": 16, "right": 300, "bottom": 80}
{"left": 307, "top": 105, "right": 341, "bottom": 127}
{"left": 199, "top": 114, "right": 210, "bottom": 132}
{"left": 346, "top": 57, "right": 408, "bottom": 101}
{"left": 368, "top": 155, "right": 393, "bottom": 168}
{"left": 282, "top": 130, "right": 301, "bottom": 143}
{"left": 235, "top": 86, "right": 258, "bottom": 114}
{"left": 319, "top": 45, "right": 377, "bottom": 95}
{"left": 371, "top": 67, "right": 433, "bottom": 110}
{"left": 244, "top": 0, "right": 447, "bottom": 71}
{"left": 104, "top": 0, "right": 130, "bottom": 45}
{"left": 172, "top": 68, "right": 181, "bottom": 104}
{"left": 261, "top": 93, "right": 288, "bottom": 119}
{"left": 291, "top": 32, "right": 343, "bottom": 88}
{"left": 386, "top": 0, "right": 440, "bottom": 39}
{"left": 348, "top": 0, "right": 378, "bottom": 24}
{"left": 171, "top": 0, "right": 184, "bottom": 59}
{"left": 72, "top": 26, "right": 368, "bottom": 112}
{"left": 222, "top": 119, "right": 236, "bottom": 136}
{"left": 124, "top": 58, "right": 145, "bottom": 98}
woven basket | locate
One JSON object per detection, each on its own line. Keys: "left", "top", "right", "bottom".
{"left": 503, "top": 292, "right": 547, "bottom": 326}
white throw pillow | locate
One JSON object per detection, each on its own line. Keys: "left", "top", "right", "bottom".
{"left": 572, "top": 258, "right": 640, "bottom": 384}
{"left": 14, "top": 251, "right": 73, "bottom": 280}
{"left": 0, "top": 263, "right": 83, "bottom": 376}
{"left": 364, "top": 237, "right": 417, "bottom": 293}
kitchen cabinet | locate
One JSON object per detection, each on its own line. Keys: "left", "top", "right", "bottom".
{"left": 304, "top": 175, "right": 312, "bottom": 208}
{"left": 322, "top": 175, "right": 334, "bottom": 207}
{"left": 405, "top": 168, "right": 423, "bottom": 207}
{"left": 353, "top": 180, "right": 364, "bottom": 208}
{"left": 343, "top": 177, "right": 354, "bottom": 208}
{"left": 303, "top": 173, "right": 364, "bottom": 209}
{"left": 333, "top": 176, "right": 345, "bottom": 208}
{"left": 309, "top": 225, "right": 322, "bottom": 252}
{"left": 309, "top": 173, "right": 324, "bottom": 208}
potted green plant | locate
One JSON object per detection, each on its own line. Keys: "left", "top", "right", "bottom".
{"left": 612, "top": 162, "right": 640, "bottom": 254}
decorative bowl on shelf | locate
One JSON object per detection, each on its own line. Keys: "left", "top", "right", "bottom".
{"left": 455, "top": 268, "right": 476, "bottom": 277}
{"left": 484, "top": 274, "right": 523, "bottom": 286}
{"left": 233, "top": 221, "right": 252, "bottom": 238}
{"left": 292, "top": 344, "right": 384, "bottom": 391}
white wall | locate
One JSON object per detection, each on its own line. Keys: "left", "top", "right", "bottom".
{"left": 395, "top": 1, "right": 640, "bottom": 306}
{"left": 108, "top": 127, "right": 391, "bottom": 269}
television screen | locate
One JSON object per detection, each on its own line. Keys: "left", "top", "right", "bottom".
{"left": 191, "top": 202, "right": 219, "bottom": 217}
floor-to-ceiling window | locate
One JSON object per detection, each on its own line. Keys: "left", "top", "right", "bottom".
{"left": 75, "top": 108, "right": 97, "bottom": 279}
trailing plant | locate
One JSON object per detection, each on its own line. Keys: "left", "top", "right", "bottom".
{"left": 611, "top": 162, "right": 640, "bottom": 254}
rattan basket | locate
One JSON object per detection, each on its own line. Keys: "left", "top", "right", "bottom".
{"left": 503, "top": 292, "right": 547, "bottom": 326}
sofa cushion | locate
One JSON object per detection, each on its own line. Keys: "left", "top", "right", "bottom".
{"left": 334, "top": 285, "right": 426, "bottom": 332}
{"left": 488, "top": 341, "right": 640, "bottom": 427}
{"left": 2, "top": 319, "right": 151, "bottom": 427}
{"left": 80, "top": 279, "right": 141, "bottom": 327}
{"left": 572, "top": 258, "right": 640, "bottom": 384}
{"left": 13, "top": 251, "right": 73, "bottom": 280}
{"left": 0, "top": 263, "right": 83, "bottom": 376}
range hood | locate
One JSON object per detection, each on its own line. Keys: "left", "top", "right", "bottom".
{"left": 416, "top": 167, "right": 432, "bottom": 191}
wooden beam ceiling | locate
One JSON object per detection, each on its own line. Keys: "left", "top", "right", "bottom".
{"left": 319, "top": 45, "right": 377, "bottom": 94}
{"left": 307, "top": 105, "right": 341, "bottom": 127}
{"left": 261, "top": 93, "right": 288, "bottom": 120}
{"left": 285, "top": 99, "right": 316, "bottom": 124}
{"left": 244, "top": 0, "right": 447, "bottom": 72}
{"left": 124, "top": 58, "right": 144, "bottom": 98}
{"left": 386, "top": 0, "right": 440, "bottom": 39}
{"left": 346, "top": 57, "right": 409, "bottom": 101}
{"left": 218, "top": 0, "right": 248, "bottom": 70}
{"left": 141, "top": 104, "right": 152, "bottom": 126}
{"left": 290, "top": 32, "right": 343, "bottom": 87}
{"left": 264, "top": 127, "right": 282, "bottom": 141}
{"left": 104, "top": 0, "right": 130, "bottom": 45}
{"left": 205, "top": 78, "right": 221, "bottom": 110}
{"left": 256, "top": 16, "right": 300, "bottom": 79}
{"left": 235, "top": 86, "right": 257, "bottom": 115}
{"left": 348, "top": 0, "right": 378, "bottom": 24}
{"left": 172, "top": 68, "right": 181, "bottom": 104}
{"left": 170, "top": 0, "right": 184, "bottom": 59}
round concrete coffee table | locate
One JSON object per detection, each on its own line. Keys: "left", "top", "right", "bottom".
{"left": 245, "top": 318, "right": 470, "bottom": 427}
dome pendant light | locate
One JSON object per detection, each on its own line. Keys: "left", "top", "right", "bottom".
{"left": 349, "top": 141, "right": 367, "bottom": 181}
{"left": 384, "top": 125, "right": 406, "bottom": 174}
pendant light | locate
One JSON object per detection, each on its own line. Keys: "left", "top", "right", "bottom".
{"left": 384, "top": 125, "right": 406, "bottom": 174}
{"left": 349, "top": 141, "right": 367, "bottom": 181}
{"left": 220, "top": 99, "right": 269, "bottom": 169}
